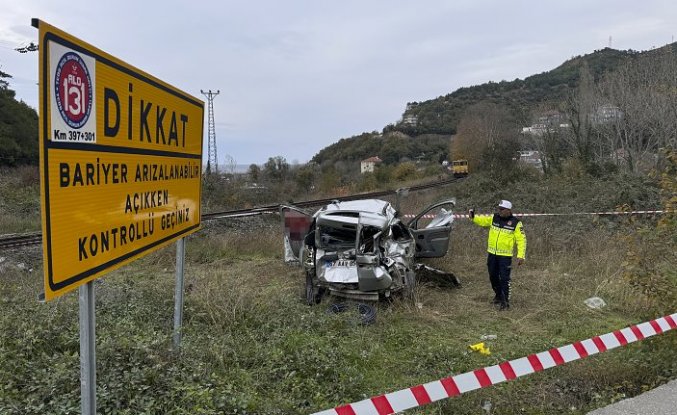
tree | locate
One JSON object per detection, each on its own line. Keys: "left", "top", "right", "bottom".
{"left": 392, "top": 162, "right": 418, "bottom": 181}
{"left": 597, "top": 50, "right": 677, "bottom": 172}
{"left": 222, "top": 154, "right": 237, "bottom": 175}
{"left": 248, "top": 164, "right": 261, "bottom": 182}
{"left": 262, "top": 156, "right": 289, "bottom": 182}
{"left": 374, "top": 163, "right": 393, "bottom": 185}
{"left": 319, "top": 165, "right": 339, "bottom": 194}
{"left": 294, "top": 164, "right": 316, "bottom": 193}
{"left": 0, "top": 66, "right": 39, "bottom": 166}
{"left": 561, "top": 62, "right": 604, "bottom": 169}
{"left": 0, "top": 67, "right": 11, "bottom": 90}
{"left": 357, "top": 172, "right": 377, "bottom": 192}
{"left": 451, "top": 102, "right": 519, "bottom": 175}
{"left": 523, "top": 103, "right": 569, "bottom": 174}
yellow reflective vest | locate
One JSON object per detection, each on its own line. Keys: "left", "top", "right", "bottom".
{"left": 473, "top": 214, "right": 526, "bottom": 258}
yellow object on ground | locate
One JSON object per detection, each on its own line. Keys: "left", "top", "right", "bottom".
{"left": 469, "top": 342, "right": 491, "bottom": 355}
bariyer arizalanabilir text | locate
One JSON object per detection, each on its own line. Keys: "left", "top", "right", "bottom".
{"left": 58, "top": 160, "right": 200, "bottom": 187}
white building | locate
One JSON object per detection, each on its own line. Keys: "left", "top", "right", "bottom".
{"left": 402, "top": 114, "right": 418, "bottom": 126}
{"left": 361, "top": 156, "right": 382, "bottom": 174}
{"left": 516, "top": 150, "right": 544, "bottom": 172}
{"left": 593, "top": 104, "right": 623, "bottom": 124}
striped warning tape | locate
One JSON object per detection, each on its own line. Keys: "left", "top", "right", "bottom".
{"left": 311, "top": 312, "right": 677, "bottom": 415}
{"left": 402, "top": 209, "right": 672, "bottom": 219}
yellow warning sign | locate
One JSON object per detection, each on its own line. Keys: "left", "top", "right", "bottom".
{"left": 35, "top": 20, "right": 204, "bottom": 300}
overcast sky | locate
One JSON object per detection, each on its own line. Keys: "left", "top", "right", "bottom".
{"left": 0, "top": 1, "right": 675, "bottom": 166}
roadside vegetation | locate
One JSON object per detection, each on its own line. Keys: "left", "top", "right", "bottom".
{"left": 1, "top": 156, "right": 675, "bottom": 414}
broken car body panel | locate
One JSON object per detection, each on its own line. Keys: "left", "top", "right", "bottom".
{"left": 280, "top": 198, "right": 457, "bottom": 302}
{"left": 407, "top": 200, "right": 456, "bottom": 258}
{"left": 282, "top": 205, "right": 314, "bottom": 262}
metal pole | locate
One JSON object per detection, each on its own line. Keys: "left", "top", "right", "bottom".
{"left": 173, "top": 237, "right": 186, "bottom": 351}
{"left": 78, "top": 281, "right": 96, "bottom": 415}
{"left": 395, "top": 187, "right": 409, "bottom": 213}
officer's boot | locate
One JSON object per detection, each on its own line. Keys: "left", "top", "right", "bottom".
{"left": 499, "top": 289, "right": 510, "bottom": 311}
{"left": 491, "top": 286, "right": 500, "bottom": 304}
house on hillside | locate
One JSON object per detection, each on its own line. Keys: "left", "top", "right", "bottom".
{"left": 401, "top": 114, "right": 418, "bottom": 126}
{"left": 524, "top": 105, "right": 621, "bottom": 134}
{"left": 521, "top": 124, "right": 548, "bottom": 136}
{"left": 361, "top": 156, "right": 382, "bottom": 174}
{"left": 516, "top": 150, "right": 544, "bottom": 172}
{"left": 522, "top": 111, "right": 568, "bottom": 136}
{"left": 592, "top": 104, "right": 623, "bottom": 124}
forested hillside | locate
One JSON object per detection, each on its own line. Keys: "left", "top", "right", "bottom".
{"left": 0, "top": 69, "right": 39, "bottom": 166}
{"left": 311, "top": 132, "right": 449, "bottom": 166}
{"left": 391, "top": 45, "right": 674, "bottom": 136}
{"left": 314, "top": 43, "right": 676, "bottom": 170}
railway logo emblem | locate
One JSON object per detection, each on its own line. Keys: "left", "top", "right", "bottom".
{"left": 54, "top": 52, "right": 93, "bottom": 129}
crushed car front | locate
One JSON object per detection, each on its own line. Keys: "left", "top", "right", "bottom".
{"left": 281, "top": 197, "right": 458, "bottom": 303}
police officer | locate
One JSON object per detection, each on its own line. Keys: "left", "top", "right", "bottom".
{"left": 469, "top": 200, "right": 526, "bottom": 310}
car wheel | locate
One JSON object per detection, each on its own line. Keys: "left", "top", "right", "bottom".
{"left": 326, "top": 303, "right": 349, "bottom": 314}
{"left": 357, "top": 303, "right": 377, "bottom": 325}
{"left": 305, "top": 272, "right": 322, "bottom": 305}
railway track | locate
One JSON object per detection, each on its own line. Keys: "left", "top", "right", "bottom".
{"left": 0, "top": 177, "right": 460, "bottom": 249}
{"left": 0, "top": 232, "right": 43, "bottom": 249}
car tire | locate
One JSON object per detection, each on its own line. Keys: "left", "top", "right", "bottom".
{"left": 357, "top": 303, "right": 377, "bottom": 325}
{"left": 305, "top": 272, "right": 322, "bottom": 305}
{"left": 326, "top": 303, "right": 349, "bottom": 314}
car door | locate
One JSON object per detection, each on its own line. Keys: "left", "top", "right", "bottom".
{"left": 279, "top": 205, "right": 313, "bottom": 264}
{"left": 407, "top": 199, "right": 456, "bottom": 258}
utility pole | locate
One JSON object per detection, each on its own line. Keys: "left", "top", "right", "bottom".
{"left": 200, "top": 89, "right": 220, "bottom": 174}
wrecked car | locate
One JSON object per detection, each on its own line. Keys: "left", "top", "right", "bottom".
{"left": 281, "top": 198, "right": 460, "bottom": 304}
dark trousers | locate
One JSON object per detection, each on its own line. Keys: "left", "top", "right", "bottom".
{"left": 487, "top": 253, "right": 512, "bottom": 304}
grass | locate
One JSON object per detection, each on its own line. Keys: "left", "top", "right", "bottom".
{"left": 0, "top": 170, "right": 675, "bottom": 414}
{"left": 0, "top": 166, "right": 41, "bottom": 233}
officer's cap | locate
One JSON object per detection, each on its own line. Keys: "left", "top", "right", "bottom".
{"left": 498, "top": 200, "right": 513, "bottom": 210}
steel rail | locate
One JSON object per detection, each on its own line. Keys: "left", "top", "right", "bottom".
{"left": 0, "top": 177, "right": 461, "bottom": 249}
{"left": 0, "top": 233, "right": 43, "bottom": 249}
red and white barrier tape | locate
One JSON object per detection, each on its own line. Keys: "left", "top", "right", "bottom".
{"left": 403, "top": 209, "right": 672, "bottom": 219}
{"left": 311, "top": 313, "right": 677, "bottom": 415}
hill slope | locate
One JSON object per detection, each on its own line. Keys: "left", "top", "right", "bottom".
{"left": 392, "top": 46, "right": 657, "bottom": 136}
{"left": 312, "top": 43, "right": 676, "bottom": 165}
{"left": 0, "top": 79, "right": 39, "bottom": 166}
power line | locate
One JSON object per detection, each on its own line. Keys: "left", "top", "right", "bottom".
{"left": 200, "top": 89, "right": 220, "bottom": 173}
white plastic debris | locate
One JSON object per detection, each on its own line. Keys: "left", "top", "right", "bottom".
{"left": 480, "top": 334, "right": 497, "bottom": 340}
{"left": 480, "top": 398, "right": 493, "bottom": 414}
{"left": 584, "top": 296, "right": 607, "bottom": 309}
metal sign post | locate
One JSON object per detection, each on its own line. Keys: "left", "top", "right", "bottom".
{"left": 33, "top": 18, "right": 203, "bottom": 414}
{"left": 78, "top": 282, "right": 96, "bottom": 415}
{"left": 173, "top": 238, "right": 186, "bottom": 351}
